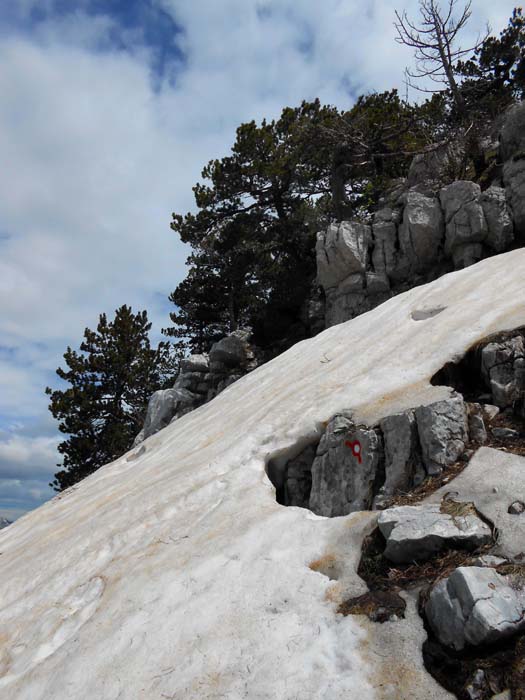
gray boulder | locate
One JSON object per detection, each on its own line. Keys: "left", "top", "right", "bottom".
{"left": 405, "top": 141, "right": 465, "bottom": 192}
{"left": 371, "top": 208, "right": 399, "bottom": 280}
{"left": 377, "top": 504, "right": 492, "bottom": 564}
{"left": 137, "top": 388, "right": 185, "bottom": 443}
{"left": 415, "top": 395, "right": 469, "bottom": 475}
{"left": 0, "top": 517, "right": 12, "bottom": 530}
{"left": 440, "top": 181, "right": 487, "bottom": 268}
{"left": 481, "top": 334, "right": 525, "bottom": 407}
{"left": 309, "top": 415, "right": 383, "bottom": 516}
{"left": 376, "top": 410, "right": 425, "bottom": 499}
{"left": 209, "top": 330, "right": 250, "bottom": 368}
{"left": 479, "top": 186, "right": 514, "bottom": 252}
{"left": 398, "top": 192, "right": 444, "bottom": 272}
{"left": 425, "top": 566, "right": 525, "bottom": 650}
{"left": 316, "top": 221, "right": 371, "bottom": 290}
{"left": 499, "top": 101, "right": 525, "bottom": 162}
{"left": 283, "top": 444, "right": 316, "bottom": 508}
{"left": 503, "top": 157, "right": 525, "bottom": 239}
{"left": 180, "top": 354, "right": 209, "bottom": 373}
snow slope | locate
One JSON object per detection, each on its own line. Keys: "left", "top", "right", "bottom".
{"left": 0, "top": 250, "right": 524, "bottom": 700}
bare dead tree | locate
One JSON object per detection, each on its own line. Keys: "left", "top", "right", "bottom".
{"left": 394, "top": 0, "right": 490, "bottom": 114}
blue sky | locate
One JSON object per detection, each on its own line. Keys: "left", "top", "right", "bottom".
{"left": 0, "top": 0, "right": 518, "bottom": 520}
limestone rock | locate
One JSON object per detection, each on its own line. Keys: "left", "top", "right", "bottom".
{"left": 440, "top": 181, "right": 487, "bottom": 268}
{"left": 503, "top": 157, "right": 525, "bottom": 240}
{"left": 425, "top": 566, "right": 525, "bottom": 650}
{"left": 180, "top": 354, "right": 209, "bottom": 373}
{"left": 283, "top": 445, "right": 316, "bottom": 508}
{"left": 209, "top": 331, "right": 250, "bottom": 368}
{"left": 139, "top": 387, "right": 197, "bottom": 442}
{"left": 508, "top": 500, "right": 525, "bottom": 515}
{"left": 481, "top": 404, "right": 500, "bottom": 422}
{"left": 464, "top": 669, "right": 487, "bottom": 700}
{"left": 377, "top": 504, "right": 492, "bottom": 564}
{"left": 467, "top": 403, "right": 488, "bottom": 444}
{"left": 398, "top": 192, "right": 444, "bottom": 272}
{"left": 480, "top": 186, "right": 514, "bottom": 252}
{"left": 309, "top": 415, "right": 383, "bottom": 516}
{"left": 405, "top": 142, "right": 462, "bottom": 190}
{"left": 499, "top": 101, "right": 525, "bottom": 162}
{"left": 481, "top": 334, "right": 525, "bottom": 407}
{"left": 377, "top": 410, "right": 425, "bottom": 498}
{"left": 471, "top": 554, "right": 506, "bottom": 567}
{"left": 316, "top": 221, "right": 371, "bottom": 290}
{"left": 415, "top": 395, "right": 469, "bottom": 475}
{"left": 371, "top": 209, "right": 399, "bottom": 279}
{"left": 492, "top": 427, "right": 519, "bottom": 440}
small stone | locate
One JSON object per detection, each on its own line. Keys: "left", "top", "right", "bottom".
{"left": 471, "top": 555, "right": 507, "bottom": 567}
{"left": 492, "top": 427, "right": 519, "bottom": 440}
{"left": 481, "top": 404, "right": 500, "bottom": 422}
{"left": 464, "top": 669, "right": 486, "bottom": 700}
{"left": 467, "top": 403, "right": 488, "bottom": 444}
{"left": 508, "top": 501, "right": 525, "bottom": 515}
{"left": 126, "top": 445, "right": 146, "bottom": 461}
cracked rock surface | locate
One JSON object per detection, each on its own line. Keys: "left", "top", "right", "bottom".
{"left": 309, "top": 415, "right": 383, "bottom": 516}
{"left": 414, "top": 394, "right": 469, "bottom": 475}
{"left": 425, "top": 566, "right": 525, "bottom": 651}
{"left": 377, "top": 504, "right": 492, "bottom": 564}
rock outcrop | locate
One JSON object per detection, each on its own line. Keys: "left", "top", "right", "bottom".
{"left": 317, "top": 102, "right": 524, "bottom": 328}
{"left": 286, "top": 393, "right": 477, "bottom": 515}
{"left": 481, "top": 332, "right": 525, "bottom": 413}
{"left": 134, "top": 328, "right": 258, "bottom": 445}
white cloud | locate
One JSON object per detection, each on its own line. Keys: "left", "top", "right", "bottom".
{"left": 0, "top": 431, "right": 58, "bottom": 477}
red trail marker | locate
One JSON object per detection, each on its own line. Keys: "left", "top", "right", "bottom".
{"left": 345, "top": 439, "right": 362, "bottom": 464}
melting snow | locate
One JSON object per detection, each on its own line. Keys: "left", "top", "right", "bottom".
{"left": 0, "top": 250, "right": 524, "bottom": 699}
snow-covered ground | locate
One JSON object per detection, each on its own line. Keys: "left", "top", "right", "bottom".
{"left": 0, "top": 250, "right": 524, "bottom": 700}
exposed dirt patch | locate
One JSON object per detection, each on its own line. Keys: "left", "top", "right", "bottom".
{"left": 309, "top": 553, "right": 341, "bottom": 580}
{"left": 338, "top": 589, "right": 406, "bottom": 622}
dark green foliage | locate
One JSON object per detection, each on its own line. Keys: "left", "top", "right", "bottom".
{"left": 46, "top": 305, "right": 181, "bottom": 491}
{"left": 457, "top": 7, "right": 525, "bottom": 117}
{"left": 168, "top": 100, "right": 338, "bottom": 350}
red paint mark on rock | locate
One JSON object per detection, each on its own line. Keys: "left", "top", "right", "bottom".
{"left": 345, "top": 439, "right": 363, "bottom": 464}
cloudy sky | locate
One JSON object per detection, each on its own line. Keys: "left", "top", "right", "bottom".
{"left": 0, "top": 0, "right": 517, "bottom": 520}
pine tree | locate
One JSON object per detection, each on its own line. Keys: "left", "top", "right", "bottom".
{"left": 46, "top": 305, "right": 180, "bottom": 491}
